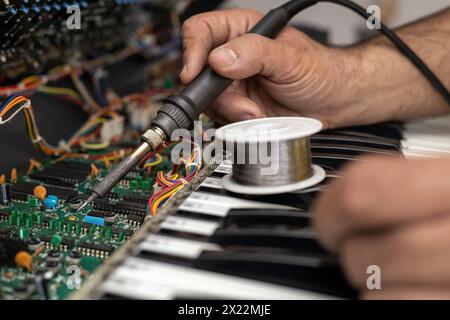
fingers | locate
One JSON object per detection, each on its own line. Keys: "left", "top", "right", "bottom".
{"left": 181, "top": 9, "right": 262, "bottom": 83}
{"left": 208, "top": 33, "right": 301, "bottom": 82}
{"left": 362, "top": 286, "right": 450, "bottom": 300}
{"left": 339, "top": 214, "right": 450, "bottom": 289}
{"left": 207, "top": 85, "right": 266, "bottom": 123}
{"left": 313, "top": 157, "right": 450, "bottom": 251}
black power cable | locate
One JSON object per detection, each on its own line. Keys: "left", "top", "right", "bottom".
{"left": 281, "top": 0, "right": 450, "bottom": 107}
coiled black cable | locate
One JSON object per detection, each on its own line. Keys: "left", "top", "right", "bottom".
{"left": 280, "top": 0, "right": 450, "bottom": 107}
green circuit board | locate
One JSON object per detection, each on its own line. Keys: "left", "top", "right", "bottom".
{"left": 0, "top": 146, "right": 175, "bottom": 300}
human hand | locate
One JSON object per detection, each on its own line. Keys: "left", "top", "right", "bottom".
{"left": 313, "top": 157, "right": 450, "bottom": 299}
{"left": 181, "top": 8, "right": 365, "bottom": 129}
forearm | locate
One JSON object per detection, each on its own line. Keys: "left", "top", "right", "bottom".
{"left": 339, "top": 8, "right": 450, "bottom": 125}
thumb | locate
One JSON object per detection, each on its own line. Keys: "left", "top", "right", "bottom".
{"left": 208, "top": 33, "right": 296, "bottom": 82}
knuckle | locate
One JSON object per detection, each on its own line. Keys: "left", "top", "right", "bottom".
{"left": 181, "top": 17, "right": 195, "bottom": 35}
{"left": 182, "top": 13, "right": 209, "bottom": 35}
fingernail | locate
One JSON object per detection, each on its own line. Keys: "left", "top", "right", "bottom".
{"left": 213, "top": 48, "right": 238, "bottom": 67}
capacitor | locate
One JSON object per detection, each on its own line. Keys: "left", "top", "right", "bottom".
{"left": 47, "top": 249, "right": 61, "bottom": 262}
{"left": 141, "top": 180, "right": 150, "bottom": 190}
{"left": 50, "top": 235, "right": 62, "bottom": 248}
{"left": 35, "top": 213, "right": 43, "bottom": 225}
{"left": 33, "top": 185, "right": 47, "bottom": 200}
{"left": 15, "top": 251, "right": 32, "bottom": 272}
{"left": 67, "top": 197, "right": 83, "bottom": 210}
{"left": 83, "top": 215, "right": 105, "bottom": 227}
{"left": 67, "top": 250, "right": 82, "bottom": 265}
{"left": 45, "top": 260, "right": 61, "bottom": 273}
{"left": 43, "top": 195, "right": 58, "bottom": 209}
{"left": 104, "top": 212, "right": 117, "bottom": 224}
{"left": 130, "top": 180, "right": 138, "bottom": 190}
{"left": 27, "top": 237, "right": 41, "bottom": 252}
{"left": 28, "top": 196, "right": 39, "bottom": 207}
{"left": 19, "top": 228, "right": 29, "bottom": 239}
{"left": 0, "top": 183, "right": 11, "bottom": 205}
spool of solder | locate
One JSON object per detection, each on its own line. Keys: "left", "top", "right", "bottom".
{"left": 216, "top": 117, "right": 326, "bottom": 195}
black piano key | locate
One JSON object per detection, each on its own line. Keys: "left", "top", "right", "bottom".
{"left": 324, "top": 122, "right": 404, "bottom": 141}
{"left": 209, "top": 228, "right": 325, "bottom": 254}
{"left": 134, "top": 244, "right": 348, "bottom": 298}
{"left": 176, "top": 208, "right": 311, "bottom": 225}
{"left": 176, "top": 210, "right": 224, "bottom": 222}
{"left": 312, "top": 154, "right": 361, "bottom": 171}
{"left": 158, "top": 226, "right": 210, "bottom": 241}
{"left": 311, "top": 145, "right": 398, "bottom": 156}
{"left": 311, "top": 134, "right": 401, "bottom": 151}
{"left": 100, "top": 293, "right": 133, "bottom": 300}
{"left": 211, "top": 171, "right": 227, "bottom": 178}
{"left": 224, "top": 209, "right": 311, "bottom": 226}
{"left": 195, "top": 251, "right": 356, "bottom": 298}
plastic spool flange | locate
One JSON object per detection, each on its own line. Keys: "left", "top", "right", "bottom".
{"left": 216, "top": 117, "right": 326, "bottom": 195}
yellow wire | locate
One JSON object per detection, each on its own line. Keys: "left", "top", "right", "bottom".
{"left": 152, "top": 184, "right": 183, "bottom": 213}
{"left": 144, "top": 154, "right": 163, "bottom": 168}
{"left": 39, "top": 86, "right": 83, "bottom": 101}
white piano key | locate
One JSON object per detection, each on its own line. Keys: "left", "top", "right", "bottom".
{"left": 200, "top": 177, "right": 224, "bottom": 189}
{"left": 138, "top": 234, "right": 220, "bottom": 259}
{"left": 215, "top": 161, "right": 232, "bottom": 174}
{"left": 101, "top": 278, "right": 174, "bottom": 299}
{"left": 160, "top": 216, "right": 219, "bottom": 236}
{"left": 403, "top": 116, "right": 450, "bottom": 157}
{"left": 101, "top": 258, "right": 334, "bottom": 300}
{"left": 179, "top": 191, "right": 300, "bottom": 217}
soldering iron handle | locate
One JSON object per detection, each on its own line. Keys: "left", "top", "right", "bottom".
{"left": 153, "top": 8, "right": 292, "bottom": 137}
{"left": 179, "top": 7, "right": 291, "bottom": 112}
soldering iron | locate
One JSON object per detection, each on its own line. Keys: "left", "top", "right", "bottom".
{"left": 77, "top": 0, "right": 450, "bottom": 212}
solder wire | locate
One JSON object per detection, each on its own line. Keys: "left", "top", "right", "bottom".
{"left": 230, "top": 137, "right": 313, "bottom": 187}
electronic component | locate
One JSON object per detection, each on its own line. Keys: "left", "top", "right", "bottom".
{"left": 76, "top": 242, "right": 114, "bottom": 259}
{"left": 83, "top": 215, "right": 105, "bottom": 227}
{"left": 14, "top": 251, "right": 32, "bottom": 272}
{"left": 0, "top": 183, "right": 11, "bottom": 205}
{"left": 43, "top": 195, "right": 58, "bottom": 209}
{"left": 66, "top": 250, "right": 82, "bottom": 265}
{"left": 33, "top": 186, "right": 47, "bottom": 200}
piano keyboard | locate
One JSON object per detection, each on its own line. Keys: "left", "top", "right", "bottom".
{"left": 72, "top": 116, "right": 450, "bottom": 300}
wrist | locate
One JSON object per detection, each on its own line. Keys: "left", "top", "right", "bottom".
{"left": 327, "top": 41, "right": 449, "bottom": 128}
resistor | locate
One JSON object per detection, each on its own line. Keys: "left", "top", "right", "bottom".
{"left": 10, "top": 168, "right": 17, "bottom": 183}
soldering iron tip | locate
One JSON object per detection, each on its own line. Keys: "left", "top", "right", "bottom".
{"left": 77, "top": 194, "right": 98, "bottom": 212}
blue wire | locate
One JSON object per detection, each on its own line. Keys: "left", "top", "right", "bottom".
{"left": 0, "top": 95, "right": 18, "bottom": 113}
